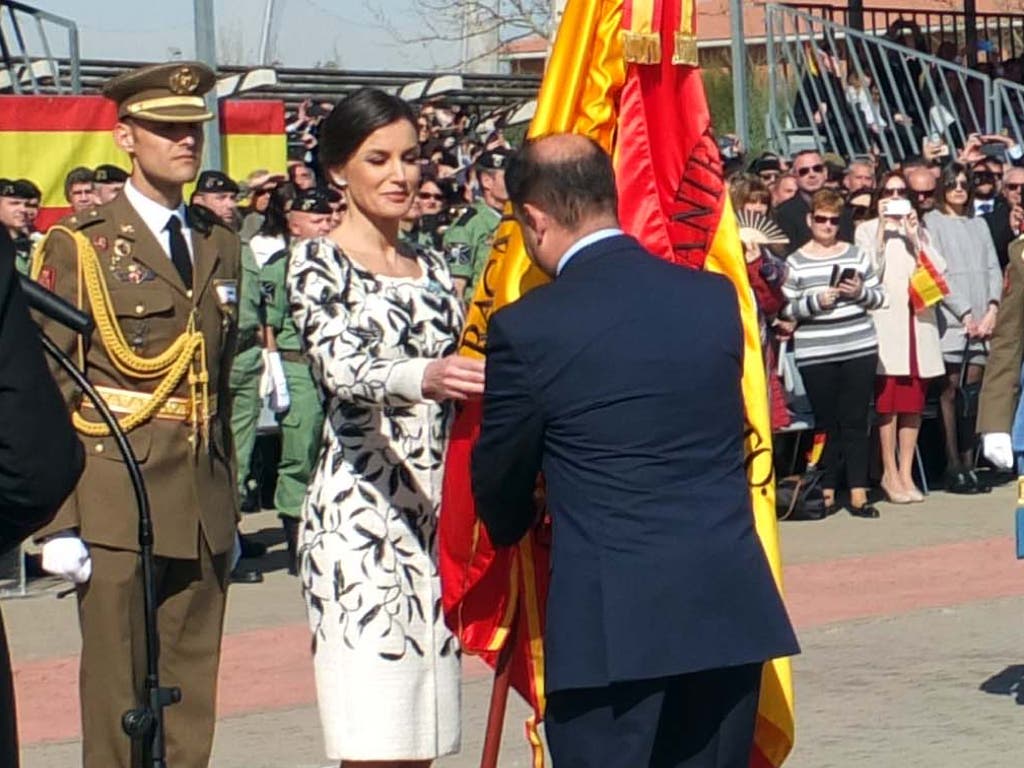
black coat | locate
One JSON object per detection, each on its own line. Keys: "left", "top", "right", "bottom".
{"left": 471, "top": 234, "right": 799, "bottom": 695}
{"left": 0, "top": 227, "right": 84, "bottom": 768}
{"left": 774, "top": 192, "right": 855, "bottom": 253}
{"left": 982, "top": 197, "right": 1017, "bottom": 271}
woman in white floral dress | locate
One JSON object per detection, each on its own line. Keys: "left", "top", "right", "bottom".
{"left": 287, "top": 89, "right": 485, "bottom": 766}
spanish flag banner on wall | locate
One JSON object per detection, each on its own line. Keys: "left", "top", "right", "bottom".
{"left": 0, "top": 95, "right": 286, "bottom": 232}
{"left": 439, "top": 0, "right": 795, "bottom": 765}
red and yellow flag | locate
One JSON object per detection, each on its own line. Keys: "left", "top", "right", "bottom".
{"left": 0, "top": 95, "right": 286, "bottom": 232}
{"left": 439, "top": 0, "right": 795, "bottom": 766}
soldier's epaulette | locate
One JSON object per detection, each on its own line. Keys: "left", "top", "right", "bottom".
{"left": 58, "top": 207, "right": 106, "bottom": 231}
{"left": 264, "top": 247, "right": 289, "bottom": 267}
{"left": 452, "top": 208, "right": 476, "bottom": 228}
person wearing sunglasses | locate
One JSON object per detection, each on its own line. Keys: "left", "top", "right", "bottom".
{"left": 971, "top": 159, "right": 1002, "bottom": 217}
{"left": 856, "top": 171, "right": 953, "bottom": 504}
{"left": 979, "top": 165, "right": 1024, "bottom": 271}
{"left": 781, "top": 189, "right": 886, "bottom": 518}
{"left": 923, "top": 163, "right": 1002, "bottom": 493}
{"left": 775, "top": 150, "right": 854, "bottom": 251}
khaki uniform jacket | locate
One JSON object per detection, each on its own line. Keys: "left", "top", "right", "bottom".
{"left": 978, "top": 238, "right": 1024, "bottom": 434}
{"left": 34, "top": 193, "right": 240, "bottom": 558}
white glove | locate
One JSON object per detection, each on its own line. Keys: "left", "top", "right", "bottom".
{"left": 41, "top": 535, "right": 92, "bottom": 584}
{"left": 982, "top": 433, "right": 1015, "bottom": 471}
{"left": 259, "top": 350, "right": 291, "bottom": 413}
{"left": 230, "top": 534, "right": 242, "bottom": 571}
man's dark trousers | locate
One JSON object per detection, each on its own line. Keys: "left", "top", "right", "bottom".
{"left": 545, "top": 664, "right": 762, "bottom": 768}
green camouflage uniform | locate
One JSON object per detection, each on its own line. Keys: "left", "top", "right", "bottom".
{"left": 228, "top": 240, "right": 264, "bottom": 499}
{"left": 442, "top": 199, "right": 501, "bottom": 304}
{"left": 12, "top": 234, "right": 31, "bottom": 276}
{"left": 260, "top": 245, "right": 323, "bottom": 521}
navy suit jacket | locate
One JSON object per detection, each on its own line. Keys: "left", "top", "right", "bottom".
{"left": 471, "top": 234, "right": 799, "bottom": 695}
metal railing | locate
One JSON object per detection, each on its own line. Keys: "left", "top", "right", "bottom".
{"left": 0, "top": 0, "right": 79, "bottom": 93}
{"left": 995, "top": 79, "right": 1024, "bottom": 150}
{"left": 766, "top": 4, "right": 993, "bottom": 168}
{"left": 783, "top": 2, "right": 1024, "bottom": 63}
{"left": 42, "top": 59, "right": 540, "bottom": 110}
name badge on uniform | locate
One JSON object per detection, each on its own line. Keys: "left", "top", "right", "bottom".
{"left": 213, "top": 279, "right": 238, "bottom": 306}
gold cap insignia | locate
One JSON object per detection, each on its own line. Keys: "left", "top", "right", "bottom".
{"left": 169, "top": 67, "right": 200, "bottom": 95}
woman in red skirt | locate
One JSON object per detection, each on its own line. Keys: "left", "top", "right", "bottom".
{"left": 855, "top": 172, "right": 959, "bottom": 503}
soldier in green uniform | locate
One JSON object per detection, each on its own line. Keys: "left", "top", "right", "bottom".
{"left": 442, "top": 149, "right": 509, "bottom": 303}
{"left": 0, "top": 180, "right": 31, "bottom": 275}
{"left": 260, "top": 187, "right": 333, "bottom": 573}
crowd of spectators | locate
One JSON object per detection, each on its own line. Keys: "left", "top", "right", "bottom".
{"left": 731, "top": 131, "right": 1024, "bottom": 517}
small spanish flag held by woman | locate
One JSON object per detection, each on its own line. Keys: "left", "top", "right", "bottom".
{"left": 439, "top": 1, "right": 796, "bottom": 766}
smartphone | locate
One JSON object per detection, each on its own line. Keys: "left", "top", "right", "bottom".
{"left": 839, "top": 267, "right": 858, "bottom": 283}
{"left": 883, "top": 198, "right": 913, "bottom": 217}
{"left": 829, "top": 264, "right": 841, "bottom": 287}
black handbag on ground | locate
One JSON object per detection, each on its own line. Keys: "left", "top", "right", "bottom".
{"left": 776, "top": 468, "right": 827, "bottom": 521}
{"left": 955, "top": 339, "right": 985, "bottom": 451}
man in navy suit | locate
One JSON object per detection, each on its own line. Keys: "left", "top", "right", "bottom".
{"left": 472, "top": 134, "right": 799, "bottom": 768}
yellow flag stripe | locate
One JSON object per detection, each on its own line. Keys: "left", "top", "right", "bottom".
{"left": 705, "top": 196, "right": 795, "bottom": 762}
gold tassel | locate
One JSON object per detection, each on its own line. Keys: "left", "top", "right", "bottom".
{"left": 622, "top": 31, "right": 662, "bottom": 64}
{"left": 673, "top": 32, "right": 698, "bottom": 66}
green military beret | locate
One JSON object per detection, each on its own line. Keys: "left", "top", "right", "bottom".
{"left": 196, "top": 170, "right": 239, "bottom": 194}
{"left": 94, "top": 164, "right": 128, "bottom": 184}
{"left": 288, "top": 188, "right": 333, "bottom": 215}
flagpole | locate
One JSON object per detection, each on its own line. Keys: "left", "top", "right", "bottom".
{"left": 480, "top": 616, "right": 518, "bottom": 768}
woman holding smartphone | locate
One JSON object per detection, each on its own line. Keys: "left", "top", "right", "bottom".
{"left": 856, "top": 172, "right": 954, "bottom": 504}
{"left": 925, "top": 163, "right": 1001, "bottom": 492}
{"left": 782, "top": 189, "right": 886, "bottom": 517}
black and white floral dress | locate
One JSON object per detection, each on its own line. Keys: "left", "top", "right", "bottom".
{"left": 288, "top": 237, "right": 462, "bottom": 761}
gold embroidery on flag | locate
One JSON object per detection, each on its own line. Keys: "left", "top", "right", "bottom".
{"left": 622, "top": 0, "right": 661, "bottom": 64}
{"left": 672, "top": 0, "right": 699, "bottom": 66}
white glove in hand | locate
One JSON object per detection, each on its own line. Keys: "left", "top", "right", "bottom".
{"left": 41, "top": 535, "right": 92, "bottom": 584}
{"left": 982, "top": 433, "right": 1015, "bottom": 471}
{"left": 260, "top": 350, "right": 291, "bottom": 413}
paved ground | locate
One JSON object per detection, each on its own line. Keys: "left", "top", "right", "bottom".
{"left": 7, "top": 482, "right": 1024, "bottom": 767}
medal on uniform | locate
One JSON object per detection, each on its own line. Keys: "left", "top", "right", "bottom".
{"left": 213, "top": 279, "right": 238, "bottom": 306}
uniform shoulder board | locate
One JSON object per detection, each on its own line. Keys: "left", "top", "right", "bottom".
{"left": 452, "top": 207, "right": 476, "bottom": 228}
{"left": 57, "top": 207, "right": 105, "bottom": 231}
{"left": 264, "top": 247, "right": 289, "bottom": 268}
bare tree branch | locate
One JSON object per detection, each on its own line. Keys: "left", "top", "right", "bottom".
{"left": 363, "top": 0, "right": 553, "bottom": 68}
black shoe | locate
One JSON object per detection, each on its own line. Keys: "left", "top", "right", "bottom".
{"left": 967, "top": 470, "right": 992, "bottom": 494}
{"left": 231, "top": 564, "right": 263, "bottom": 584}
{"left": 945, "top": 469, "right": 979, "bottom": 495}
{"left": 849, "top": 504, "right": 881, "bottom": 519}
{"left": 239, "top": 483, "right": 259, "bottom": 513}
{"left": 239, "top": 534, "right": 267, "bottom": 559}
{"left": 281, "top": 517, "right": 300, "bottom": 576}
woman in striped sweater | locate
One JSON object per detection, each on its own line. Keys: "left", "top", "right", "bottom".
{"left": 782, "top": 189, "right": 886, "bottom": 518}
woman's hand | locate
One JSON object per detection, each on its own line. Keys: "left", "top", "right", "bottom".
{"left": 422, "top": 355, "right": 486, "bottom": 402}
{"left": 773, "top": 319, "right": 796, "bottom": 341}
{"left": 817, "top": 287, "right": 840, "bottom": 310}
{"left": 743, "top": 240, "right": 760, "bottom": 265}
{"left": 962, "top": 312, "right": 979, "bottom": 338}
{"left": 977, "top": 306, "right": 998, "bottom": 338}
{"left": 837, "top": 274, "right": 863, "bottom": 299}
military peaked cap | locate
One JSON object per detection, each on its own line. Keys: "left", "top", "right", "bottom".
{"left": 103, "top": 61, "right": 215, "bottom": 123}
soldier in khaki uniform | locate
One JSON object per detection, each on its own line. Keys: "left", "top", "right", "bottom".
{"left": 980, "top": 238, "right": 1024, "bottom": 470}
{"left": 32, "top": 62, "right": 240, "bottom": 768}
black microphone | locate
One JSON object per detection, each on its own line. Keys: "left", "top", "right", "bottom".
{"left": 18, "top": 274, "right": 94, "bottom": 335}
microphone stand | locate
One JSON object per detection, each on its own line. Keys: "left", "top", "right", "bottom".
{"left": 36, "top": 332, "right": 179, "bottom": 768}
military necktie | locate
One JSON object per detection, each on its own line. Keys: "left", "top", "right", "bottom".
{"left": 165, "top": 214, "right": 193, "bottom": 289}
